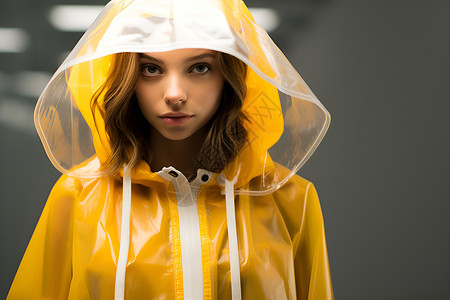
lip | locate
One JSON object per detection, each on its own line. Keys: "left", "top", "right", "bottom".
{"left": 159, "top": 112, "right": 193, "bottom": 125}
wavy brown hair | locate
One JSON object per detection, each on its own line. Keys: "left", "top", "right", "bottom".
{"left": 91, "top": 51, "right": 248, "bottom": 175}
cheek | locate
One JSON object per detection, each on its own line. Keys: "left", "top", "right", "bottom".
{"left": 135, "top": 96, "right": 145, "bottom": 113}
{"left": 135, "top": 94, "right": 153, "bottom": 120}
{"left": 135, "top": 85, "right": 156, "bottom": 112}
{"left": 201, "top": 78, "right": 223, "bottom": 108}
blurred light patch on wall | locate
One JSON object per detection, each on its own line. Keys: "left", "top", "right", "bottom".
{"left": 13, "top": 71, "right": 52, "bottom": 99}
{"left": 49, "top": 5, "right": 104, "bottom": 32}
{"left": 249, "top": 8, "right": 280, "bottom": 32}
{"left": 0, "top": 98, "right": 35, "bottom": 134}
{"left": 0, "top": 28, "right": 29, "bottom": 53}
{"left": 48, "top": 5, "right": 280, "bottom": 33}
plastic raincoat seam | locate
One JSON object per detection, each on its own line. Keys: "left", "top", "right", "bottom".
{"left": 197, "top": 189, "right": 212, "bottom": 300}
{"left": 168, "top": 187, "right": 184, "bottom": 299}
{"left": 295, "top": 182, "right": 311, "bottom": 254}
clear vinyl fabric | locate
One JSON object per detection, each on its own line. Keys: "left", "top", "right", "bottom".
{"left": 34, "top": 0, "right": 330, "bottom": 195}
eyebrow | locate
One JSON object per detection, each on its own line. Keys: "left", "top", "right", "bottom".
{"left": 184, "top": 53, "right": 217, "bottom": 63}
{"left": 139, "top": 53, "right": 163, "bottom": 64}
{"left": 138, "top": 52, "right": 217, "bottom": 64}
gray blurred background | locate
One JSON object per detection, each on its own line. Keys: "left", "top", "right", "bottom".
{"left": 1, "top": 0, "right": 449, "bottom": 299}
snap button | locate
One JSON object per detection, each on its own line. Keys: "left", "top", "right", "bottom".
{"left": 168, "top": 170, "right": 178, "bottom": 177}
{"left": 201, "top": 174, "right": 209, "bottom": 182}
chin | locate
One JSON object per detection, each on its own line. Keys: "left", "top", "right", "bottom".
{"left": 159, "top": 129, "right": 197, "bottom": 141}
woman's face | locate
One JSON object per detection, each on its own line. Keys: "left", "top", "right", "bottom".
{"left": 135, "top": 49, "right": 224, "bottom": 141}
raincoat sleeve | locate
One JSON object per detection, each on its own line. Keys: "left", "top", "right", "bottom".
{"left": 7, "top": 175, "right": 77, "bottom": 300}
{"left": 294, "top": 182, "right": 334, "bottom": 300}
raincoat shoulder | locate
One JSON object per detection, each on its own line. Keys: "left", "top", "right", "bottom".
{"left": 274, "top": 174, "right": 334, "bottom": 299}
{"left": 7, "top": 174, "right": 79, "bottom": 299}
{"left": 239, "top": 163, "right": 333, "bottom": 299}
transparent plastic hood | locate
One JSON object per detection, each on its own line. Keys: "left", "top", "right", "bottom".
{"left": 35, "top": 0, "right": 330, "bottom": 194}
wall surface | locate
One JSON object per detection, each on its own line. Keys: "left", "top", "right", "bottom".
{"left": 1, "top": 0, "right": 449, "bottom": 299}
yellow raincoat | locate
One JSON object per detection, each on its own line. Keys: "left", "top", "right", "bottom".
{"left": 8, "top": 0, "right": 333, "bottom": 299}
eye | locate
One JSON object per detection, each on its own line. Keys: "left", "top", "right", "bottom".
{"left": 141, "top": 64, "right": 161, "bottom": 76}
{"left": 191, "top": 64, "right": 210, "bottom": 74}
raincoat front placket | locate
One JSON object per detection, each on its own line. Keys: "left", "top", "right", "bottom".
{"left": 158, "top": 167, "right": 213, "bottom": 300}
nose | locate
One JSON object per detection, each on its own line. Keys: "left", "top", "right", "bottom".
{"left": 164, "top": 74, "right": 187, "bottom": 104}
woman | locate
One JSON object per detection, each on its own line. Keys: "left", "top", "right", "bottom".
{"left": 8, "top": 0, "right": 333, "bottom": 299}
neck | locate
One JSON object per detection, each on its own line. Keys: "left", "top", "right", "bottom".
{"left": 148, "top": 128, "right": 206, "bottom": 179}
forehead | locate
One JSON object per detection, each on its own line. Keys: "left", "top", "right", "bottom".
{"left": 139, "top": 48, "right": 218, "bottom": 63}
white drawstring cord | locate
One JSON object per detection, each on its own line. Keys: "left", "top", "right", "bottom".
{"left": 115, "top": 165, "right": 132, "bottom": 300}
{"left": 224, "top": 175, "right": 242, "bottom": 300}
